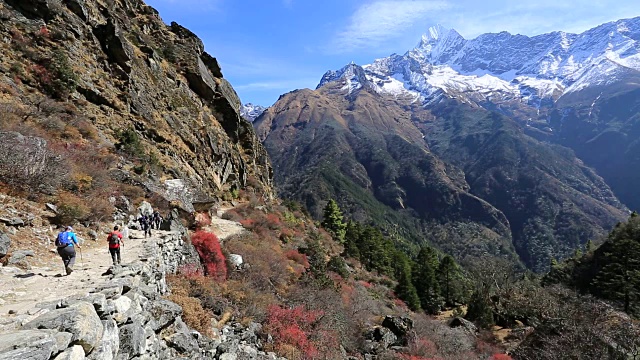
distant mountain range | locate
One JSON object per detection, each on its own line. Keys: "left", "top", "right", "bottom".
{"left": 254, "top": 17, "right": 640, "bottom": 271}
{"left": 240, "top": 103, "right": 267, "bottom": 122}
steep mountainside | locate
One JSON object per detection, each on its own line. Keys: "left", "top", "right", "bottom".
{"left": 0, "top": 0, "right": 272, "bottom": 209}
{"left": 317, "top": 17, "right": 640, "bottom": 211}
{"left": 255, "top": 18, "right": 640, "bottom": 271}
{"left": 255, "top": 72, "right": 628, "bottom": 270}
{"left": 255, "top": 86, "right": 518, "bottom": 263}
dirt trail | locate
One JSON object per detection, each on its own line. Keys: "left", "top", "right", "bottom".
{"left": 0, "top": 229, "right": 156, "bottom": 319}
{"left": 0, "top": 210, "right": 245, "bottom": 327}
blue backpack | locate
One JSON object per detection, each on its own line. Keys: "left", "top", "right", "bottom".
{"left": 55, "top": 231, "right": 71, "bottom": 248}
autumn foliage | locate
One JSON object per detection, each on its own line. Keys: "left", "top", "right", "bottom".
{"left": 191, "top": 231, "right": 227, "bottom": 281}
{"left": 265, "top": 305, "right": 323, "bottom": 359}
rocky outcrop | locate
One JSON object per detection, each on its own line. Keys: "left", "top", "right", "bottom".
{"left": 0, "top": 0, "right": 273, "bottom": 202}
{"left": 0, "top": 233, "right": 9, "bottom": 258}
{"left": 0, "top": 232, "right": 283, "bottom": 360}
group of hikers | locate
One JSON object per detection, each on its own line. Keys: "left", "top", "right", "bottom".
{"left": 54, "top": 210, "right": 165, "bottom": 276}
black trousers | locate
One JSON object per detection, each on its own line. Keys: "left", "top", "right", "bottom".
{"left": 57, "top": 246, "right": 76, "bottom": 273}
{"left": 109, "top": 247, "right": 121, "bottom": 265}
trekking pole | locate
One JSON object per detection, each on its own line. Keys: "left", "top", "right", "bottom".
{"left": 79, "top": 247, "right": 84, "bottom": 270}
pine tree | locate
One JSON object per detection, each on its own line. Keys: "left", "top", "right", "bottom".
{"left": 592, "top": 214, "right": 640, "bottom": 314}
{"left": 438, "top": 255, "right": 465, "bottom": 306}
{"left": 343, "top": 220, "right": 362, "bottom": 259}
{"left": 412, "top": 246, "right": 442, "bottom": 314}
{"left": 321, "top": 199, "right": 346, "bottom": 243}
{"left": 393, "top": 251, "right": 421, "bottom": 311}
{"left": 585, "top": 239, "right": 596, "bottom": 253}
{"left": 466, "top": 288, "right": 494, "bottom": 328}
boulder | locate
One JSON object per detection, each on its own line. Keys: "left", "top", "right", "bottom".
{"left": 46, "top": 203, "right": 58, "bottom": 213}
{"left": 365, "top": 326, "right": 397, "bottom": 349}
{"left": 166, "top": 332, "right": 199, "bottom": 354}
{"left": 449, "top": 317, "right": 478, "bottom": 334}
{"left": 87, "top": 319, "right": 118, "bottom": 360}
{"left": 53, "top": 345, "right": 85, "bottom": 360}
{"left": 228, "top": 254, "right": 243, "bottom": 269}
{"left": 147, "top": 299, "right": 182, "bottom": 331}
{"left": 0, "top": 217, "right": 24, "bottom": 227}
{"left": 0, "top": 232, "right": 10, "bottom": 258}
{"left": 381, "top": 316, "right": 413, "bottom": 346}
{"left": 118, "top": 322, "right": 146, "bottom": 357}
{"left": 0, "top": 329, "right": 59, "bottom": 360}
{"left": 137, "top": 201, "right": 154, "bottom": 216}
{"left": 24, "top": 301, "right": 104, "bottom": 354}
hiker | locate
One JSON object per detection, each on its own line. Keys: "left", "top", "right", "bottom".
{"left": 152, "top": 210, "right": 162, "bottom": 230}
{"left": 55, "top": 226, "right": 80, "bottom": 275}
{"left": 138, "top": 213, "right": 151, "bottom": 238}
{"left": 107, "top": 225, "right": 124, "bottom": 265}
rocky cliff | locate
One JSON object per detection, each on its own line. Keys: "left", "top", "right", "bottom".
{"left": 0, "top": 0, "right": 272, "bottom": 207}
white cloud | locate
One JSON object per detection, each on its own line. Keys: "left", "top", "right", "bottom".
{"left": 332, "top": 0, "right": 450, "bottom": 52}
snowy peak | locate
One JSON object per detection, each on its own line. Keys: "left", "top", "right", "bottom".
{"left": 241, "top": 103, "right": 267, "bottom": 122}
{"left": 317, "top": 16, "right": 640, "bottom": 106}
{"left": 415, "top": 25, "right": 465, "bottom": 64}
{"left": 317, "top": 62, "right": 370, "bottom": 93}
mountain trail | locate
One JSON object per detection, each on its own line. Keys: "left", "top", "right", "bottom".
{"left": 0, "top": 208, "right": 245, "bottom": 328}
{"left": 0, "top": 229, "right": 163, "bottom": 324}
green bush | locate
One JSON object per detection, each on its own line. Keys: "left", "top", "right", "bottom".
{"left": 327, "top": 256, "right": 349, "bottom": 278}
{"left": 115, "top": 128, "right": 145, "bottom": 158}
{"left": 44, "top": 49, "right": 77, "bottom": 98}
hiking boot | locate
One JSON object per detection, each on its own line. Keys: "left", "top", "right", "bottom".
{"left": 65, "top": 266, "right": 73, "bottom": 275}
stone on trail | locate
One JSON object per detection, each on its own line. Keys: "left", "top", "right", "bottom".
{"left": 118, "top": 321, "right": 146, "bottom": 357}
{"left": 53, "top": 345, "right": 85, "bottom": 360}
{"left": 87, "top": 319, "right": 118, "bottom": 360}
{"left": 0, "top": 329, "right": 59, "bottom": 360}
{"left": 23, "top": 301, "right": 104, "bottom": 354}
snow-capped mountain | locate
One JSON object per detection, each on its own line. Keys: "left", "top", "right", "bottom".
{"left": 240, "top": 103, "right": 267, "bottom": 122}
{"left": 318, "top": 17, "right": 640, "bottom": 108}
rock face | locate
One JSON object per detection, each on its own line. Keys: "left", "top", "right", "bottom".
{"left": 0, "top": 0, "right": 273, "bottom": 203}
{"left": 0, "top": 232, "right": 9, "bottom": 258}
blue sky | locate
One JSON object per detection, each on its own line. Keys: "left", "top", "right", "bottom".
{"left": 145, "top": 0, "right": 640, "bottom": 106}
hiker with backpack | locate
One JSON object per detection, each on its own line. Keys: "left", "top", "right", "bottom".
{"left": 55, "top": 226, "right": 81, "bottom": 275}
{"left": 138, "top": 214, "right": 151, "bottom": 238}
{"left": 152, "top": 210, "right": 162, "bottom": 230}
{"left": 107, "top": 225, "right": 124, "bottom": 265}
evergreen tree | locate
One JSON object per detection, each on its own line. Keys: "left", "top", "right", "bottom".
{"left": 438, "top": 255, "right": 465, "bottom": 306}
{"left": 585, "top": 239, "right": 596, "bottom": 253}
{"left": 466, "top": 288, "right": 494, "bottom": 328}
{"left": 592, "top": 213, "right": 640, "bottom": 314}
{"left": 343, "top": 220, "right": 362, "bottom": 259}
{"left": 321, "top": 199, "right": 346, "bottom": 243}
{"left": 412, "top": 246, "right": 442, "bottom": 313}
{"left": 393, "top": 251, "right": 421, "bottom": 311}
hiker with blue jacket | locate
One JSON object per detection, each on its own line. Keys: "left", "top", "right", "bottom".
{"left": 55, "top": 226, "right": 81, "bottom": 275}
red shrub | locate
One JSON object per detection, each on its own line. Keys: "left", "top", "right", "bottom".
{"left": 239, "top": 218, "right": 256, "bottom": 229}
{"left": 37, "top": 25, "right": 50, "bottom": 38}
{"left": 358, "top": 280, "right": 373, "bottom": 289}
{"left": 490, "top": 354, "right": 512, "bottom": 360}
{"left": 285, "top": 249, "right": 310, "bottom": 269}
{"left": 265, "top": 213, "right": 281, "bottom": 229}
{"left": 191, "top": 231, "right": 227, "bottom": 281}
{"left": 265, "top": 305, "right": 323, "bottom": 359}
